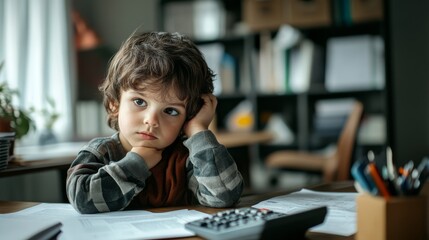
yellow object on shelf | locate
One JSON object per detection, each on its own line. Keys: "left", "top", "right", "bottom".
{"left": 225, "top": 100, "right": 254, "bottom": 132}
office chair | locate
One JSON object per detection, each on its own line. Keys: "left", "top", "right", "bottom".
{"left": 265, "top": 100, "right": 364, "bottom": 183}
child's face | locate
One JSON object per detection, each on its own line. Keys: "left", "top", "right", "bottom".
{"left": 117, "top": 86, "right": 187, "bottom": 152}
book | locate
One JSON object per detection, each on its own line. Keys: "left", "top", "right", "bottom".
{"left": 289, "top": 39, "right": 315, "bottom": 93}
{"left": 198, "top": 43, "right": 225, "bottom": 95}
{"left": 325, "top": 35, "right": 384, "bottom": 92}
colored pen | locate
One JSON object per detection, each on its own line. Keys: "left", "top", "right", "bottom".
{"left": 386, "top": 147, "right": 397, "bottom": 180}
{"left": 351, "top": 159, "right": 378, "bottom": 195}
{"left": 366, "top": 151, "right": 391, "bottom": 199}
{"left": 417, "top": 158, "right": 429, "bottom": 184}
{"left": 400, "top": 161, "right": 415, "bottom": 194}
{"left": 412, "top": 158, "right": 429, "bottom": 194}
{"left": 385, "top": 147, "right": 399, "bottom": 195}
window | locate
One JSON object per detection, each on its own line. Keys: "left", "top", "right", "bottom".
{"left": 0, "top": 0, "right": 75, "bottom": 145}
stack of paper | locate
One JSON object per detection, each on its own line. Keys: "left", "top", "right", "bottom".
{"left": 0, "top": 217, "right": 62, "bottom": 240}
{"left": 253, "top": 189, "right": 358, "bottom": 236}
{"left": 1, "top": 190, "right": 359, "bottom": 238}
{"left": 1, "top": 203, "right": 209, "bottom": 240}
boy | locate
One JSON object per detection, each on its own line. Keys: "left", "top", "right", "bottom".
{"left": 66, "top": 32, "right": 244, "bottom": 214}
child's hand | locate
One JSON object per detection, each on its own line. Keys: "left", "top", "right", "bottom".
{"left": 183, "top": 94, "right": 217, "bottom": 137}
{"left": 131, "top": 147, "right": 163, "bottom": 169}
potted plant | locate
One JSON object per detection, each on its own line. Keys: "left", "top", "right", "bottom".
{"left": 0, "top": 63, "right": 35, "bottom": 140}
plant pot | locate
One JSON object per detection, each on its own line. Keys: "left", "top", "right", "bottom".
{"left": 0, "top": 118, "right": 12, "bottom": 132}
{"left": 39, "top": 129, "right": 57, "bottom": 145}
{"left": 0, "top": 119, "right": 15, "bottom": 157}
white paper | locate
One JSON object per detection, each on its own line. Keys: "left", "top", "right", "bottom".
{"left": 0, "top": 216, "right": 62, "bottom": 240}
{"left": 252, "top": 189, "right": 358, "bottom": 236}
{"left": 2, "top": 203, "right": 210, "bottom": 240}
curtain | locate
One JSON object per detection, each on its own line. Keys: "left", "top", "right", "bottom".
{"left": 1, "top": 0, "right": 75, "bottom": 145}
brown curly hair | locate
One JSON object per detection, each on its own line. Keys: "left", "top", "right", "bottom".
{"left": 99, "top": 31, "right": 215, "bottom": 131}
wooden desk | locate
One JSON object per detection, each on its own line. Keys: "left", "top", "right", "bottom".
{"left": 0, "top": 181, "right": 356, "bottom": 240}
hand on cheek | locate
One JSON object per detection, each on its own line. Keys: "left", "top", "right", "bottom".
{"left": 184, "top": 94, "right": 217, "bottom": 137}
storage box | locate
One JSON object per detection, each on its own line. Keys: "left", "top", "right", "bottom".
{"left": 351, "top": 0, "right": 384, "bottom": 23}
{"left": 356, "top": 194, "right": 427, "bottom": 240}
{"left": 243, "top": 0, "right": 285, "bottom": 31}
{"left": 283, "top": 0, "right": 331, "bottom": 27}
{"left": 243, "top": 0, "right": 331, "bottom": 31}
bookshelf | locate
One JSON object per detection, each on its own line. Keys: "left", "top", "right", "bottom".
{"left": 159, "top": 0, "right": 387, "bottom": 176}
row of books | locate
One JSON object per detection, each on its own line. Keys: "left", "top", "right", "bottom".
{"left": 199, "top": 30, "right": 385, "bottom": 95}
{"left": 332, "top": 0, "right": 383, "bottom": 26}
{"left": 244, "top": 0, "right": 383, "bottom": 31}
{"left": 257, "top": 29, "right": 385, "bottom": 94}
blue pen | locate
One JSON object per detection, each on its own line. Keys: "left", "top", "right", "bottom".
{"left": 351, "top": 159, "right": 376, "bottom": 194}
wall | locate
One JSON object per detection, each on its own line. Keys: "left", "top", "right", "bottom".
{"left": 73, "top": 0, "right": 159, "bottom": 50}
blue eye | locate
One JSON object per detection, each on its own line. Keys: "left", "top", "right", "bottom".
{"left": 133, "top": 98, "right": 146, "bottom": 107}
{"left": 164, "top": 108, "right": 179, "bottom": 116}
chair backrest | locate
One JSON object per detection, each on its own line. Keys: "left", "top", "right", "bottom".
{"left": 324, "top": 101, "right": 364, "bottom": 182}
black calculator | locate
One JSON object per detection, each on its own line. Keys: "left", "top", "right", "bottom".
{"left": 185, "top": 206, "right": 327, "bottom": 240}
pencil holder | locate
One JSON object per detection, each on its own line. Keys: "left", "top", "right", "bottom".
{"left": 356, "top": 194, "right": 427, "bottom": 240}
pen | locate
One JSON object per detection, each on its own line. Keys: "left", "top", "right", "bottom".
{"left": 400, "top": 161, "right": 415, "bottom": 194}
{"left": 385, "top": 147, "right": 400, "bottom": 195}
{"left": 386, "top": 147, "right": 397, "bottom": 180}
{"left": 417, "top": 158, "right": 429, "bottom": 183}
{"left": 412, "top": 158, "right": 429, "bottom": 194}
{"left": 351, "top": 159, "right": 378, "bottom": 194}
{"left": 366, "top": 151, "right": 391, "bottom": 199}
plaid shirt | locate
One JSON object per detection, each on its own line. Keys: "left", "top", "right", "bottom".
{"left": 66, "top": 130, "right": 244, "bottom": 213}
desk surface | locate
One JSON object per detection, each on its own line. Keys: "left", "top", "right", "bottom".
{"left": 0, "top": 181, "right": 355, "bottom": 240}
